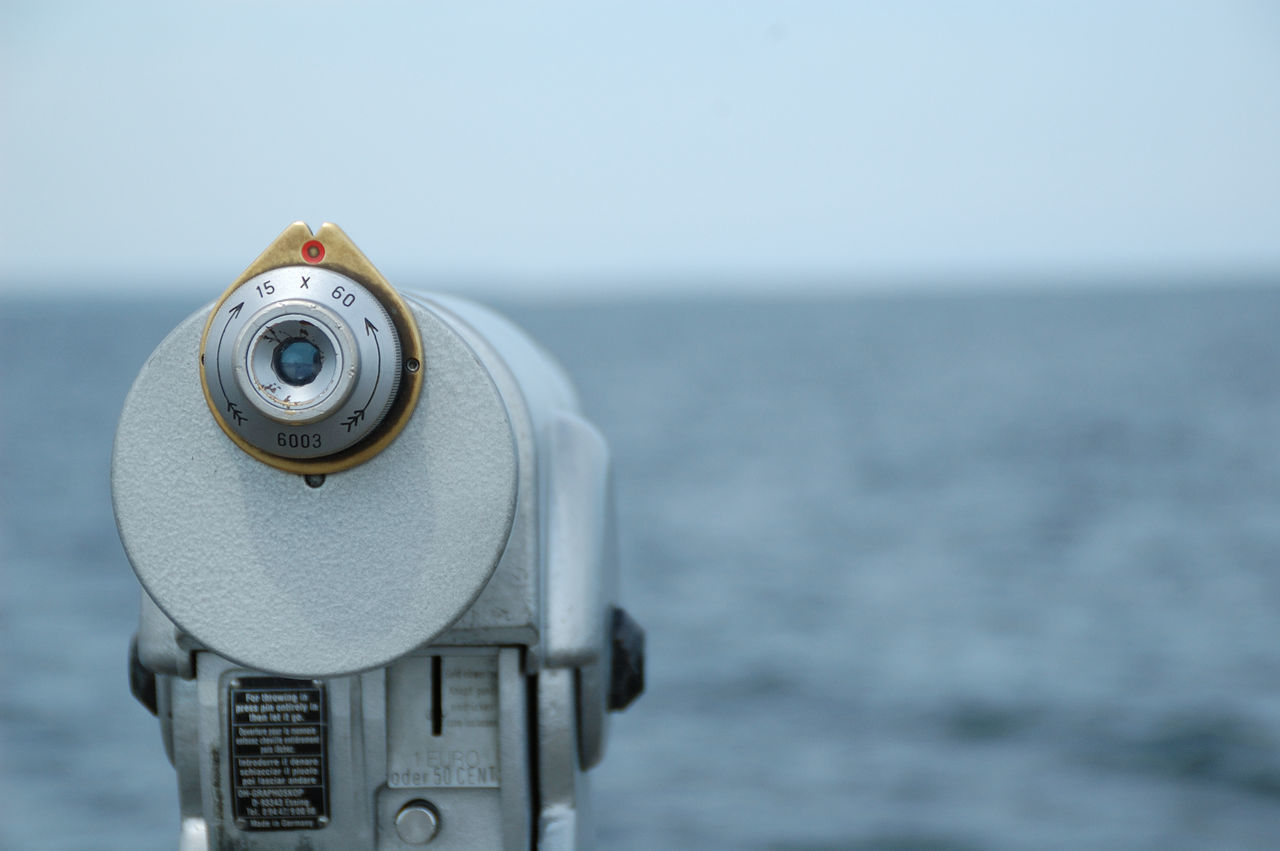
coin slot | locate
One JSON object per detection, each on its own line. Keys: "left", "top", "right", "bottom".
{"left": 431, "top": 656, "right": 443, "bottom": 736}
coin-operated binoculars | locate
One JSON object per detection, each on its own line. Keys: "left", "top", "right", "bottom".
{"left": 112, "top": 223, "right": 644, "bottom": 850}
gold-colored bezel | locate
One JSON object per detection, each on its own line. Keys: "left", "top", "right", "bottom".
{"left": 198, "top": 222, "right": 424, "bottom": 474}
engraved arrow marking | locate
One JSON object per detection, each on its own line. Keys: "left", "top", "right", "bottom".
{"left": 215, "top": 301, "right": 246, "bottom": 427}
{"left": 341, "top": 408, "right": 365, "bottom": 432}
{"left": 341, "top": 318, "right": 383, "bottom": 432}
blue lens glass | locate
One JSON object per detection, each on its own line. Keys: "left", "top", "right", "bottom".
{"left": 272, "top": 339, "right": 323, "bottom": 386}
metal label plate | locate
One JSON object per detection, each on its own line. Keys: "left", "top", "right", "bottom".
{"left": 227, "top": 677, "right": 330, "bottom": 831}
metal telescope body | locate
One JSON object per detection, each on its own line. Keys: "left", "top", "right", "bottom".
{"left": 112, "top": 224, "right": 643, "bottom": 850}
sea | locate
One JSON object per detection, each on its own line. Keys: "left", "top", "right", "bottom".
{"left": 3, "top": 285, "right": 1280, "bottom": 850}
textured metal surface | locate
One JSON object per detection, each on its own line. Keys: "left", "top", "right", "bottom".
{"left": 541, "top": 411, "right": 617, "bottom": 770}
{"left": 377, "top": 647, "right": 529, "bottom": 850}
{"left": 535, "top": 669, "right": 591, "bottom": 851}
{"left": 158, "top": 646, "right": 533, "bottom": 849}
{"left": 543, "top": 412, "right": 612, "bottom": 670}
{"left": 180, "top": 654, "right": 375, "bottom": 850}
{"left": 137, "top": 590, "right": 194, "bottom": 678}
{"left": 114, "top": 300, "right": 517, "bottom": 677}
{"left": 121, "top": 281, "right": 634, "bottom": 848}
{"left": 415, "top": 295, "right": 579, "bottom": 656}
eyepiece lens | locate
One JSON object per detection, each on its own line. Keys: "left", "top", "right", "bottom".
{"left": 272, "top": 339, "right": 323, "bottom": 386}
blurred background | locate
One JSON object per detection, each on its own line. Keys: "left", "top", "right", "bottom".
{"left": 3, "top": 2, "right": 1280, "bottom": 849}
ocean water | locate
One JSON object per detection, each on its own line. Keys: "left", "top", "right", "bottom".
{"left": 3, "top": 287, "right": 1280, "bottom": 850}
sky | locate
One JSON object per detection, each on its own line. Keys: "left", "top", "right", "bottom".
{"left": 2, "top": 1, "right": 1279, "bottom": 298}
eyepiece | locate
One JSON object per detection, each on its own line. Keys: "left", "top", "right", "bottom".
{"left": 202, "top": 266, "right": 404, "bottom": 460}
{"left": 197, "top": 223, "right": 424, "bottom": 474}
{"left": 273, "top": 338, "right": 323, "bottom": 386}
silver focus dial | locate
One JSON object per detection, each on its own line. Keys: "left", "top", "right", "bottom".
{"left": 203, "top": 265, "right": 402, "bottom": 459}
